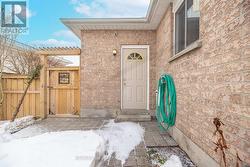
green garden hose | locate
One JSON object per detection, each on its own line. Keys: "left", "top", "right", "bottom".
{"left": 156, "top": 74, "right": 177, "bottom": 130}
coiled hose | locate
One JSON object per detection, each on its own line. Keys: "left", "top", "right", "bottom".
{"left": 156, "top": 74, "right": 177, "bottom": 130}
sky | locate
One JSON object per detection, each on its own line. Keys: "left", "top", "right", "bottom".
{"left": 15, "top": 0, "right": 150, "bottom": 47}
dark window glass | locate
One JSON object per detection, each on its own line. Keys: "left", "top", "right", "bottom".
{"left": 128, "top": 53, "right": 143, "bottom": 60}
{"left": 187, "top": 0, "right": 200, "bottom": 45}
{"left": 175, "top": 2, "right": 185, "bottom": 54}
{"left": 175, "top": 0, "right": 200, "bottom": 54}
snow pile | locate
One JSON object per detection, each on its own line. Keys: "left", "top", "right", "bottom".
{"left": 0, "top": 131, "right": 13, "bottom": 143}
{"left": 0, "top": 116, "right": 35, "bottom": 134}
{"left": 0, "top": 121, "right": 8, "bottom": 134}
{"left": 0, "top": 116, "right": 35, "bottom": 142}
{"left": 97, "top": 120, "right": 145, "bottom": 165}
{"left": 147, "top": 147, "right": 193, "bottom": 167}
{"left": 0, "top": 131, "right": 104, "bottom": 167}
{"left": 12, "top": 124, "right": 48, "bottom": 139}
{"left": 0, "top": 121, "right": 12, "bottom": 142}
{"left": 162, "top": 155, "right": 182, "bottom": 167}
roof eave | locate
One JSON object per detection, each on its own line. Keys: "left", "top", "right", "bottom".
{"left": 60, "top": 18, "right": 148, "bottom": 24}
{"left": 61, "top": 0, "right": 170, "bottom": 38}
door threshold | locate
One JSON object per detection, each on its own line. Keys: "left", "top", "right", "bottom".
{"left": 119, "top": 109, "right": 149, "bottom": 115}
{"left": 48, "top": 114, "right": 80, "bottom": 118}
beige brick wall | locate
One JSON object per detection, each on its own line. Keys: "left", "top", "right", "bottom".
{"left": 80, "top": 30, "right": 156, "bottom": 111}
{"left": 156, "top": 0, "right": 250, "bottom": 165}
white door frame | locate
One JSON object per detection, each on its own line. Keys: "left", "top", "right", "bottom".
{"left": 121, "top": 45, "right": 150, "bottom": 110}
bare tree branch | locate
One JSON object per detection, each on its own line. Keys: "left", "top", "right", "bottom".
{"left": 0, "top": 34, "right": 18, "bottom": 105}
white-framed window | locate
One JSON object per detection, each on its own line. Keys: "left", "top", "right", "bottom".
{"left": 174, "top": 0, "right": 200, "bottom": 54}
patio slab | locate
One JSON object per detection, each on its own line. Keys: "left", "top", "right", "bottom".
{"left": 15, "top": 118, "right": 193, "bottom": 167}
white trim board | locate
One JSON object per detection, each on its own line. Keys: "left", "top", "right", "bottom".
{"left": 120, "top": 45, "right": 150, "bottom": 111}
{"left": 172, "top": 0, "right": 184, "bottom": 12}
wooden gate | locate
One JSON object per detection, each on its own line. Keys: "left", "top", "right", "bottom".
{"left": 47, "top": 67, "right": 80, "bottom": 116}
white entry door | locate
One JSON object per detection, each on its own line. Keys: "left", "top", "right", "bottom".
{"left": 122, "top": 47, "right": 148, "bottom": 109}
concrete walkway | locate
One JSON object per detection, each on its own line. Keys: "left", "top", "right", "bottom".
{"left": 24, "top": 118, "right": 193, "bottom": 167}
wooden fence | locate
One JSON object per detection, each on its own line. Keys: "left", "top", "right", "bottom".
{"left": 0, "top": 75, "right": 41, "bottom": 120}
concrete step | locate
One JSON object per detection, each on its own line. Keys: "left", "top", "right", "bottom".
{"left": 118, "top": 109, "right": 149, "bottom": 115}
{"left": 115, "top": 114, "right": 151, "bottom": 122}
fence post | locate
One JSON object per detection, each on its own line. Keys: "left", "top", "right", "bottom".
{"left": 40, "top": 54, "right": 48, "bottom": 119}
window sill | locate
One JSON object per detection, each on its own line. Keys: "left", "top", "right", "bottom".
{"left": 169, "top": 40, "right": 202, "bottom": 62}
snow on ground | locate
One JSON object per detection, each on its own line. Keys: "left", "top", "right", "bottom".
{"left": 162, "top": 155, "right": 182, "bottom": 167}
{"left": 147, "top": 147, "right": 195, "bottom": 167}
{"left": 0, "top": 119, "right": 145, "bottom": 167}
{"left": 97, "top": 120, "right": 145, "bottom": 165}
{"left": 0, "top": 131, "right": 104, "bottom": 167}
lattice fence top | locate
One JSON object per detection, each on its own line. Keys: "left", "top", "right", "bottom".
{"left": 36, "top": 47, "right": 81, "bottom": 55}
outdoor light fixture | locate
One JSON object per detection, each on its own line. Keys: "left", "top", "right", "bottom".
{"left": 113, "top": 49, "right": 117, "bottom": 56}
